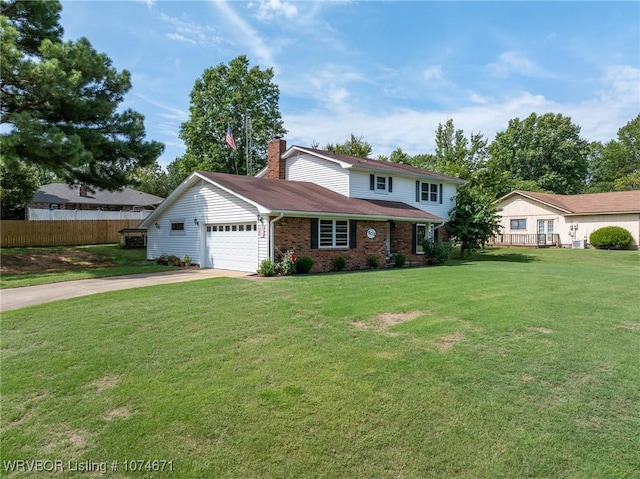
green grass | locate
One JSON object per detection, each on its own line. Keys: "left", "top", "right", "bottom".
{"left": 2, "top": 248, "right": 639, "bottom": 478}
{"left": 0, "top": 244, "right": 176, "bottom": 288}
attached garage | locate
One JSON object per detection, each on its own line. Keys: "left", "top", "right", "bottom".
{"left": 204, "top": 223, "right": 258, "bottom": 272}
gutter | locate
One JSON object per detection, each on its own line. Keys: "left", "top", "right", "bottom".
{"left": 269, "top": 213, "right": 285, "bottom": 261}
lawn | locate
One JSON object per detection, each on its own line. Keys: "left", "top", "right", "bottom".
{"left": 0, "top": 244, "right": 176, "bottom": 289}
{"left": 2, "top": 248, "right": 639, "bottom": 478}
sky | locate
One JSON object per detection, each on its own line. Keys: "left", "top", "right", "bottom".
{"left": 58, "top": 0, "right": 640, "bottom": 169}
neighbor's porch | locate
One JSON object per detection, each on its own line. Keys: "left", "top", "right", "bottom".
{"left": 490, "top": 233, "right": 561, "bottom": 248}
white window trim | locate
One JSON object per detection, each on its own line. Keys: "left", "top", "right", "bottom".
{"left": 420, "top": 182, "right": 440, "bottom": 203}
{"left": 375, "top": 175, "right": 388, "bottom": 193}
{"left": 319, "top": 219, "right": 349, "bottom": 249}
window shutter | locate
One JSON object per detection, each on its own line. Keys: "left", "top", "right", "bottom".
{"left": 370, "top": 174, "right": 375, "bottom": 191}
{"left": 349, "top": 220, "right": 357, "bottom": 249}
{"left": 415, "top": 181, "right": 420, "bottom": 202}
{"left": 439, "top": 184, "right": 443, "bottom": 204}
{"left": 388, "top": 177, "right": 393, "bottom": 193}
{"left": 311, "top": 218, "right": 318, "bottom": 249}
{"left": 411, "top": 224, "right": 417, "bottom": 254}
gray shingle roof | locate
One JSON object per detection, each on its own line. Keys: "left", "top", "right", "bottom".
{"left": 32, "top": 184, "right": 164, "bottom": 207}
{"left": 503, "top": 190, "right": 640, "bottom": 215}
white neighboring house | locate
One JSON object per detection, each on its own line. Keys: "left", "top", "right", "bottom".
{"left": 494, "top": 190, "right": 640, "bottom": 248}
{"left": 139, "top": 139, "right": 466, "bottom": 273}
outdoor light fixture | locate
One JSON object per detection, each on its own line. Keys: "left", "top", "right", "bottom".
{"left": 155, "top": 222, "right": 160, "bottom": 229}
{"left": 194, "top": 218, "right": 199, "bottom": 226}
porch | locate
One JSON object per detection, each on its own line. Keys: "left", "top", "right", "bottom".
{"left": 490, "top": 233, "right": 561, "bottom": 248}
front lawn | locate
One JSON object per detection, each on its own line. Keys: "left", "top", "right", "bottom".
{"left": 0, "top": 244, "right": 176, "bottom": 288}
{"left": 2, "top": 248, "right": 639, "bottom": 478}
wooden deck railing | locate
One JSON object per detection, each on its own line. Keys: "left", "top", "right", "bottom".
{"left": 490, "top": 233, "right": 560, "bottom": 247}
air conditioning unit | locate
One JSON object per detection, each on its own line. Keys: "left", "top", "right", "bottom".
{"left": 572, "top": 239, "right": 586, "bottom": 249}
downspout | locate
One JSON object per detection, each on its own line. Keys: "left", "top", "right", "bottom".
{"left": 269, "top": 213, "right": 284, "bottom": 261}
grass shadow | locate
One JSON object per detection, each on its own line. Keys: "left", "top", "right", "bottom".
{"left": 446, "top": 249, "right": 539, "bottom": 266}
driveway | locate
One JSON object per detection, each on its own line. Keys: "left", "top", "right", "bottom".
{"left": 1, "top": 268, "right": 251, "bottom": 312}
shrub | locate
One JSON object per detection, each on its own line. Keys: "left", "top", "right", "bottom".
{"left": 259, "top": 258, "right": 276, "bottom": 277}
{"left": 367, "top": 254, "right": 380, "bottom": 268}
{"left": 334, "top": 255, "right": 346, "bottom": 271}
{"left": 394, "top": 253, "right": 406, "bottom": 268}
{"left": 295, "top": 256, "right": 314, "bottom": 274}
{"left": 424, "top": 239, "right": 454, "bottom": 265}
{"left": 589, "top": 226, "right": 633, "bottom": 250}
{"left": 277, "top": 249, "right": 297, "bottom": 276}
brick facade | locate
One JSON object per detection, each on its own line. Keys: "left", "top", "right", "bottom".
{"left": 266, "top": 138, "right": 287, "bottom": 179}
{"left": 273, "top": 216, "right": 431, "bottom": 272}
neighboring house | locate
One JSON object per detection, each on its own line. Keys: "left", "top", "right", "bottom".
{"left": 29, "top": 184, "right": 164, "bottom": 220}
{"left": 494, "top": 189, "right": 640, "bottom": 248}
{"left": 140, "top": 139, "right": 465, "bottom": 273}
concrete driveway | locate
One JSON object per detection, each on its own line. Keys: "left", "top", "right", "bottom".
{"left": 1, "top": 268, "right": 251, "bottom": 312}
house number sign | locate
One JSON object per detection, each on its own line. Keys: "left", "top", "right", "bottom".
{"left": 366, "top": 228, "right": 376, "bottom": 239}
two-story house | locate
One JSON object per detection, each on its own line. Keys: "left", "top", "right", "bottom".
{"left": 140, "top": 139, "right": 465, "bottom": 272}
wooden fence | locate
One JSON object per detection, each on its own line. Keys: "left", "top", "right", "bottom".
{"left": 1, "top": 220, "right": 143, "bottom": 248}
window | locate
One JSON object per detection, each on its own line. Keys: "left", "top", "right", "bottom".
{"left": 232, "top": 225, "right": 237, "bottom": 231}
{"left": 420, "top": 182, "right": 440, "bottom": 202}
{"left": 415, "top": 224, "right": 427, "bottom": 254}
{"left": 370, "top": 174, "right": 392, "bottom": 193}
{"left": 239, "top": 225, "right": 244, "bottom": 231}
{"left": 319, "top": 219, "right": 349, "bottom": 248}
{"left": 170, "top": 222, "right": 184, "bottom": 231}
{"left": 510, "top": 219, "right": 527, "bottom": 230}
{"left": 225, "top": 225, "right": 230, "bottom": 232}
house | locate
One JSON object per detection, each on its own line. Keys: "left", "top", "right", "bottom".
{"left": 494, "top": 189, "right": 640, "bottom": 248}
{"left": 29, "top": 183, "right": 164, "bottom": 220}
{"left": 140, "top": 139, "right": 465, "bottom": 273}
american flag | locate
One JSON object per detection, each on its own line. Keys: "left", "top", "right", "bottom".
{"left": 225, "top": 125, "right": 236, "bottom": 150}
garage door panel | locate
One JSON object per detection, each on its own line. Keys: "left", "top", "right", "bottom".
{"left": 205, "top": 223, "right": 257, "bottom": 272}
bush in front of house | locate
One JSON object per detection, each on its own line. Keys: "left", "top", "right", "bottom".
{"left": 259, "top": 258, "right": 277, "bottom": 277}
{"left": 295, "top": 256, "right": 314, "bottom": 274}
{"left": 334, "top": 255, "right": 346, "bottom": 271}
{"left": 424, "top": 239, "right": 454, "bottom": 265}
{"left": 277, "top": 249, "right": 297, "bottom": 276}
{"left": 394, "top": 253, "right": 406, "bottom": 268}
{"left": 367, "top": 254, "right": 380, "bottom": 268}
{"left": 589, "top": 226, "right": 633, "bottom": 250}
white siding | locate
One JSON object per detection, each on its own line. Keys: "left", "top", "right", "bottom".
{"left": 569, "top": 214, "right": 640, "bottom": 248}
{"left": 286, "top": 155, "right": 349, "bottom": 196}
{"left": 349, "top": 171, "right": 458, "bottom": 221}
{"left": 146, "top": 182, "right": 260, "bottom": 266}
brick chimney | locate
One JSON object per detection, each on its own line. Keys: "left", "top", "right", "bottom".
{"left": 266, "top": 137, "right": 287, "bottom": 179}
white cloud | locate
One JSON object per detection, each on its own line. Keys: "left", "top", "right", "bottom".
{"left": 423, "top": 66, "right": 444, "bottom": 81}
{"left": 166, "top": 33, "right": 197, "bottom": 44}
{"left": 487, "top": 51, "right": 536, "bottom": 77}
{"left": 252, "top": 0, "right": 298, "bottom": 21}
{"left": 211, "top": 0, "right": 276, "bottom": 68}
{"left": 159, "top": 13, "right": 223, "bottom": 47}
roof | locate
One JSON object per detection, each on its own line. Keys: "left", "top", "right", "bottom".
{"left": 32, "top": 183, "right": 164, "bottom": 207}
{"left": 498, "top": 190, "right": 640, "bottom": 215}
{"left": 141, "top": 172, "right": 443, "bottom": 227}
{"left": 281, "top": 146, "right": 467, "bottom": 184}
{"left": 197, "top": 172, "right": 443, "bottom": 221}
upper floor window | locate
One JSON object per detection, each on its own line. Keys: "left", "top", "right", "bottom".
{"left": 418, "top": 182, "right": 442, "bottom": 203}
{"left": 370, "top": 174, "right": 393, "bottom": 193}
{"left": 510, "top": 219, "right": 527, "bottom": 230}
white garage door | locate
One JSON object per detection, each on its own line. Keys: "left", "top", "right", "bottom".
{"left": 205, "top": 223, "right": 258, "bottom": 272}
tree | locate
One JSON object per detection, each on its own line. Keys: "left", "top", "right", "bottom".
{"left": 426, "top": 119, "right": 488, "bottom": 181}
{"left": 0, "top": 159, "right": 39, "bottom": 219}
{"left": 587, "top": 114, "right": 640, "bottom": 192}
{"left": 174, "top": 55, "right": 286, "bottom": 180}
{"left": 1, "top": 0, "right": 164, "bottom": 190}
{"left": 447, "top": 186, "right": 502, "bottom": 258}
{"left": 487, "top": 112, "right": 589, "bottom": 196}
{"left": 323, "top": 133, "right": 373, "bottom": 158}
{"left": 127, "top": 161, "right": 173, "bottom": 199}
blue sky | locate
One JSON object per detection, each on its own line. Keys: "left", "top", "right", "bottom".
{"left": 59, "top": 0, "right": 639, "bottom": 169}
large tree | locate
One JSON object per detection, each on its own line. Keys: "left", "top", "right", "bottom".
{"left": 487, "top": 112, "right": 589, "bottom": 196}
{"left": 422, "top": 119, "right": 488, "bottom": 182}
{"left": 447, "top": 186, "right": 502, "bottom": 258}
{"left": 174, "top": 55, "right": 286, "bottom": 179}
{"left": 586, "top": 114, "right": 640, "bottom": 192}
{"left": 1, "top": 0, "right": 163, "bottom": 190}
{"left": 323, "top": 133, "right": 373, "bottom": 158}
